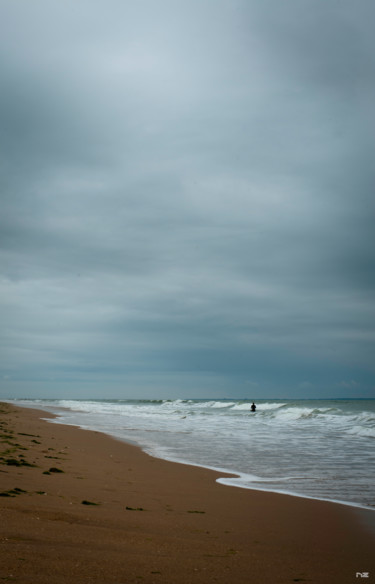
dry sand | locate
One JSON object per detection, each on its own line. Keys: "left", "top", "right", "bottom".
{"left": 1, "top": 401, "right": 374, "bottom": 583}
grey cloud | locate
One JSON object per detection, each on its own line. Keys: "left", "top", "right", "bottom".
{"left": 1, "top": 0, "right": 374, "bottom": 398}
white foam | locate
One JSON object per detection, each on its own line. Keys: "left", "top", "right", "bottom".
{"left": 347, "top": 426, "right": 375, "bottom": 438}
{"left": 216, "top": 476, "right": 374, "bottom": 511}
{"left": 253, "top": 402, "right": 287, "bottom": 411}
{"left": 205, "top": 401, "right": 236, "bottom": 408}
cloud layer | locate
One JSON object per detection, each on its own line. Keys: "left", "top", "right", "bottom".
{"left": 1, "top": 0, "right": 374, "bottom": 398}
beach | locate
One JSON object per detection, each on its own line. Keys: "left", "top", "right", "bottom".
{"left": 1, "top": 402, "right": 374, "bottom": 583}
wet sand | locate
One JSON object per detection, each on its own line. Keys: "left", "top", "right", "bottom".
{"left": 1, "top": 402, "right": 374, "bottom": 583}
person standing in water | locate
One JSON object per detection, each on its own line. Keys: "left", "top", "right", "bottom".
{"left": 250, "top": 402, "right": 256, "bottom": 412}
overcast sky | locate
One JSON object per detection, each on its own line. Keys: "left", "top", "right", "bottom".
{"left": 1, "top": 0, "right": 374, "bottom": 400}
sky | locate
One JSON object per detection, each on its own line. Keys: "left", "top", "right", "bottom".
{"left": 1, "top": 0, "right": 374, "bottom": 400}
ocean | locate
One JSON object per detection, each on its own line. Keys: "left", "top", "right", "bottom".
{"left": 12, "top": 398, "right": 375, "bottom": 510}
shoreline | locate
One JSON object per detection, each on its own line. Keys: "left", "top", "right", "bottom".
{"left": 16, "top": 399, "right": 375, "bottom": 513}
{"left": 1, "top": 401, "right": 375, "bottom": 583}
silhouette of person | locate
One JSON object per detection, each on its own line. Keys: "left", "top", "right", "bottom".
{"left": 251, "top": 402, "right": 256, "bottom": 412}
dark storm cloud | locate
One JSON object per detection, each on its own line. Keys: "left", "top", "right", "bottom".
{"left": 1, "top": 0, "right": 374, "bottom": 398}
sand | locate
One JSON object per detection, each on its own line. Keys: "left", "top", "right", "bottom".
{"left": 0, "top": 402, "right": 374, "bottom": 584}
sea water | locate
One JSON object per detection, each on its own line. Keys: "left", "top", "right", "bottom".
{"left": 12, "top": 398, "right": 375, "bottom": 510}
